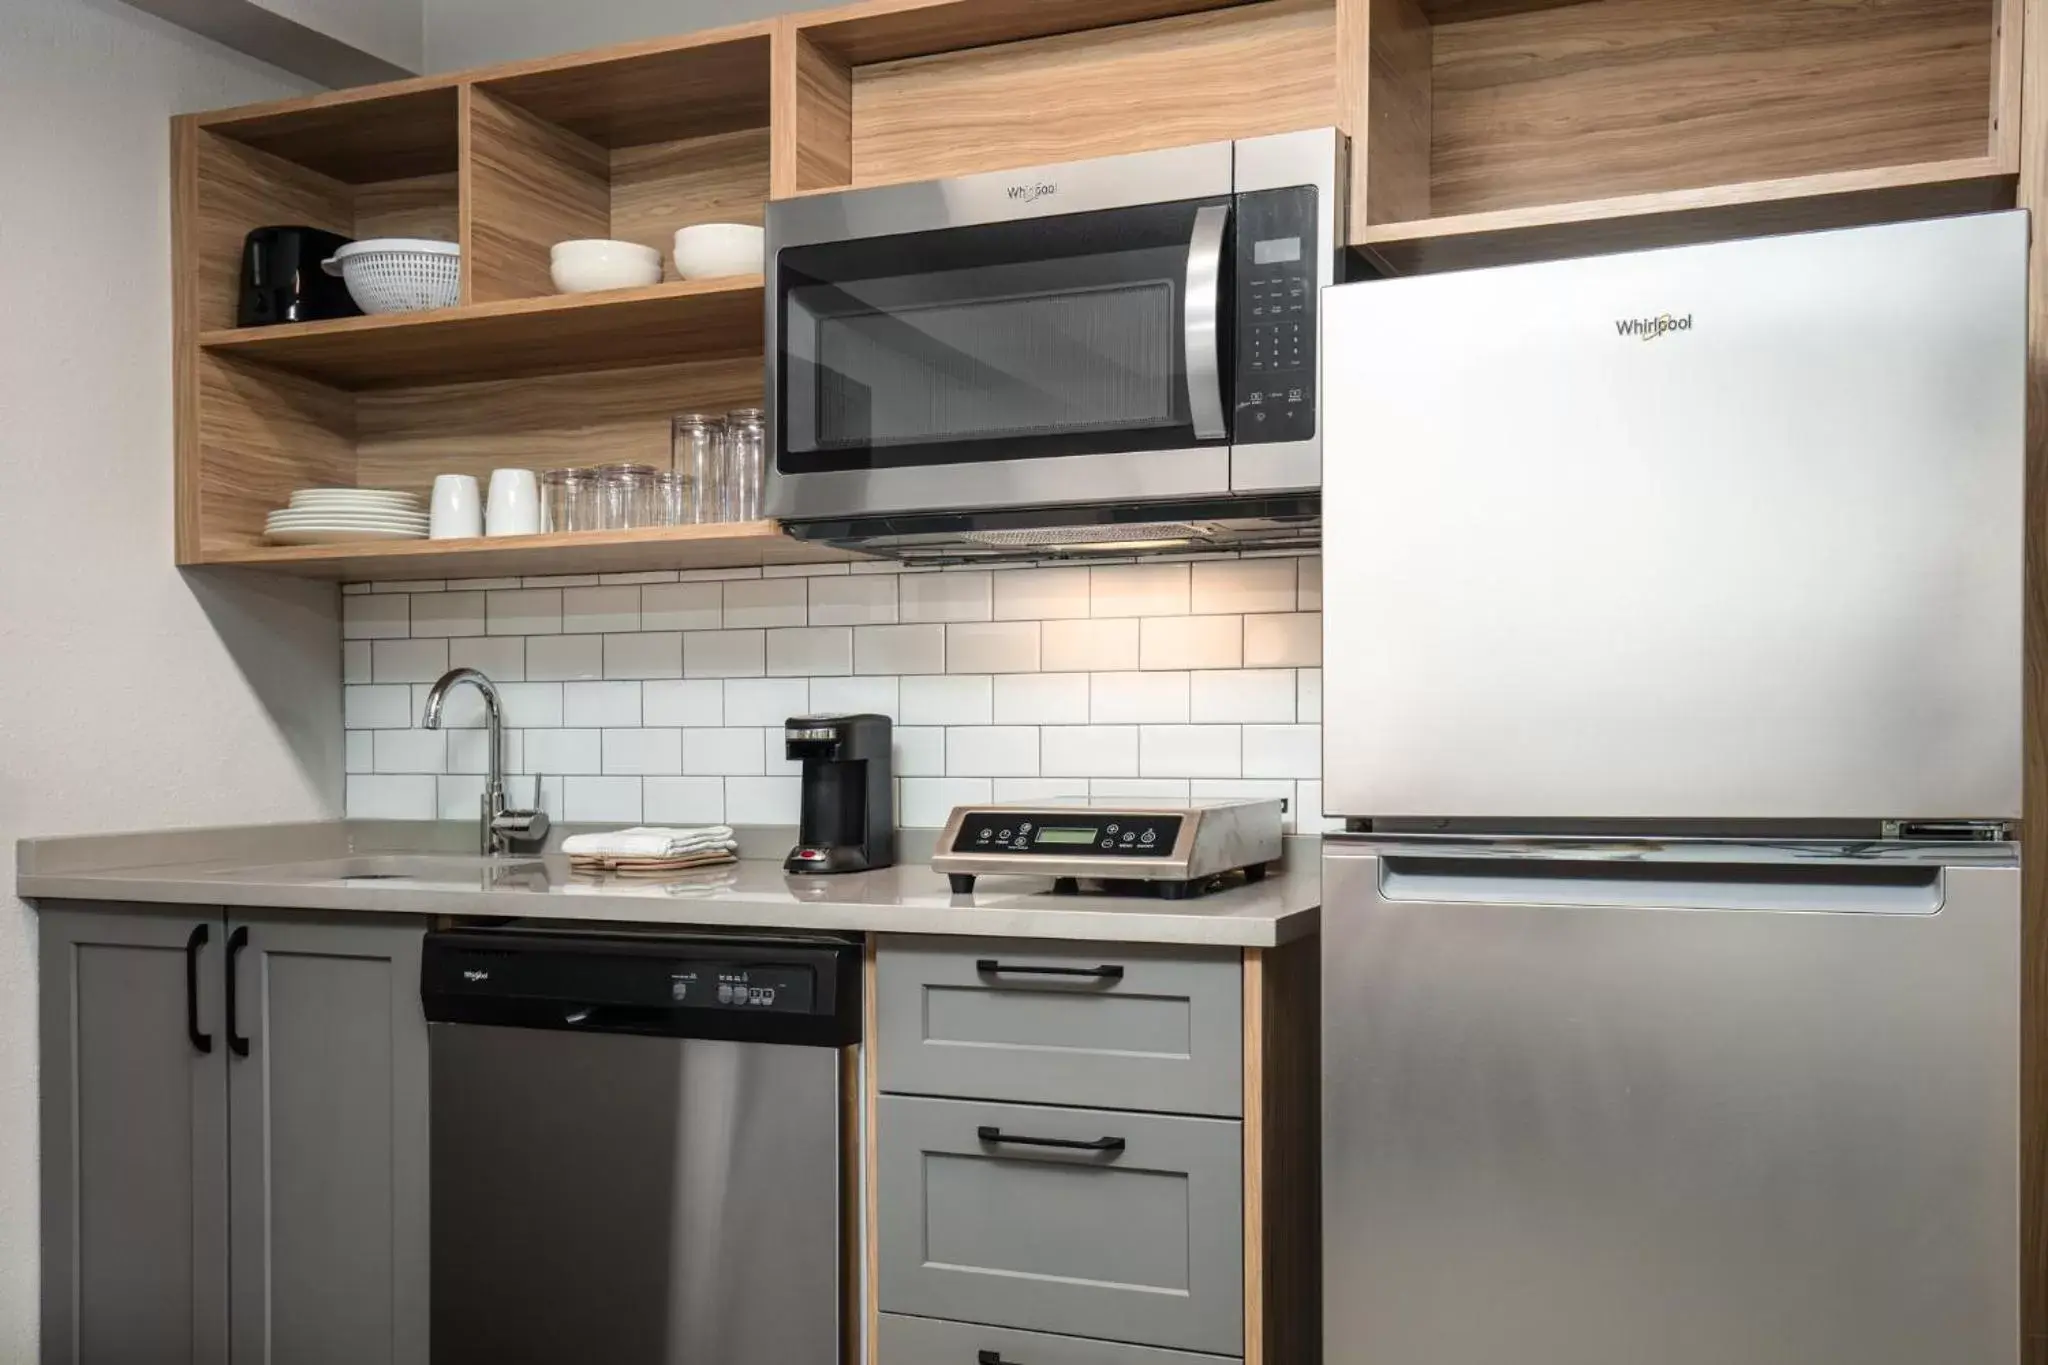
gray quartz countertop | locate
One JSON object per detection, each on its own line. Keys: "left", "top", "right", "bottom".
{"left": 17, "top": 822, "right": 1320, "bottom": 948}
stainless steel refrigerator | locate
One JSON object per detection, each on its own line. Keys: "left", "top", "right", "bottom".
{"left": 1319, "top": 211, "right": 2026, "bottom": 1365}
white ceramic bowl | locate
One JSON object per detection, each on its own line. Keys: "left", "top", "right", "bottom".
{"left": 673, "top": 223, "right": 765, "bottom": 280}
{"left": 549, "top": 239, "right": 663, "bottom": 294}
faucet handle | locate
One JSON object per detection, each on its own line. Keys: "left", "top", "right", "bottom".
{"left": 491, "top": 807, "right": 551, "bottom": 847}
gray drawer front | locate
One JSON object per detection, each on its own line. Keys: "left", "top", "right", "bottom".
{"left": 877, "top": 1095, "right": 1243, "bottom": 1356}
{"left": 876, "top": 937, "right": 1243, "bottom": 1116}
{"left": 878, "top": 1313, "right": 1239, "bottom": 1364}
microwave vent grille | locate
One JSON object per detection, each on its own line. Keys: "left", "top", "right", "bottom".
{"left": 958, "top": 522, "right": 1216, "bottom": 548}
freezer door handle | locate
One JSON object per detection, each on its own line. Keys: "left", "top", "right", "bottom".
{"left": 1376, "top": 855, "right": 1943, "bottom": 914}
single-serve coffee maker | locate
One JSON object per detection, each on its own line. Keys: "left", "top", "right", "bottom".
{"left": 783, "top": 714, "right": 894, "bottom": 874}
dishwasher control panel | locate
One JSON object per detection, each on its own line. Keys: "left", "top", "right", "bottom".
{"left": 668, "top": 964, "right": 814, "bottom": 1013}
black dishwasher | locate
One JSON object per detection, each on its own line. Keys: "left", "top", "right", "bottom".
{"left": 421, "top": 926, "right": 862, "bottom": 1365}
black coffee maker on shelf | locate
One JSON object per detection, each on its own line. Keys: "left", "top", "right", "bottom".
{"left": 783, "top": 714, "right": 894, "bottom": 875}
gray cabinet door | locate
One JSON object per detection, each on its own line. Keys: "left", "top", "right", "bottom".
{"left": 878, "top": 1313, "right": 1239, "bottom": 1364}
{"left": 39, "top": 904, "right": 229, "bottom": 1365}
{"left": 877, "top": 1094, "right": 1244, "bottom": 1356}
{"left": 227, "top": 917, "right": 429, "bottom": 1365}
{"left": 876, "top": 936, "right": 1244, "bottom": 1116}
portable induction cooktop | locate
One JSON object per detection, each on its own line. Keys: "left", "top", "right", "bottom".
{"left": 930, "top": 797, "right": 1285, "bottom": 899}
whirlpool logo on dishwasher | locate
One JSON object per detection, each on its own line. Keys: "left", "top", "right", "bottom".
{"left": 1615, "top": 312, "right": 1694, "bottom": 341}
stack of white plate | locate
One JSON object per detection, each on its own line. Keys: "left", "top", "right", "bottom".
{"left": 265, "top": 489, "right": 428, "bottom": 545}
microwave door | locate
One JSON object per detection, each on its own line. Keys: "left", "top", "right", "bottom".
{"left": 771, "top": 197, "right": 1235, "bottom": 521}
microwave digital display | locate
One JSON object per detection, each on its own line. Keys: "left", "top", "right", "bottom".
{"left": 1254, "top": 236, "right": 1303, "bottom": 265}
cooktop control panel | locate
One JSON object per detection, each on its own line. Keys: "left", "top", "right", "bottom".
{"left": 949, "top": 810, "right": 1186, "bottom": 859}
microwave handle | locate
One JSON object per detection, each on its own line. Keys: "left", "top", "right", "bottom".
{"left": 1184, "top": 203, "right": 1230, "bottom": 441}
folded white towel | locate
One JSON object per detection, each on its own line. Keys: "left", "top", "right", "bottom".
{"left": 561, "top": 826, "right": 737, "bottom": 859}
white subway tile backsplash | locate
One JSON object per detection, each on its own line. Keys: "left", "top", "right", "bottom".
{"left": 683, "top": 728, "right": 767, "bottom": 776}
{"left": 643, "top": 776, "right": 726, "bottom": 824}
{"left": 643, "top": 679, "right": 723, "bottom": 727}
{"left": 993, "top": 673, "right": 1089, "bottom": 724}
{"left": 347, "top": 775, "right": 435, "bottom": 819}
{"left": 1041, "top": 725, "right": 1138, "bottom": 778}
{"left": 603, "top": 728, "right": 682, "bottom": 775}
{"left": 724, "top": 577, "right": 808, "bottom": 628}
{"left": 810, "top": 675, "right": 899, "bottom": 717}
{"left": 724, "top": 678, "right": 810, "bottom": 727}
{"left": 902, "top": 777, "right": 991, "bottom": 828}
{"left": 1140, "top": 616, "right": 1243, "bottom": 671}
{"left": 564, "top": 681, "right": 641, "bottom": 728}
{"left": 725, "top": 776, "right": 801, "bottom": 824}
{"left": 947, "top": 621, "right": 1039, "bottom": 673}
{"left": 993, "top": 567, "right": 1090, "bottom": 621}
{"left": 807, "top": 576, "right": 898, "bottom": 625}
{"left": 604, "top": 632, "right": 684, "bottom": 680}
{"left": 562, "top": 586, "right": 641, "bottom": 634}
{"left": 343, "top": 594, "right": 408, "bottom": 640}
{"left": 855, "top": 624, "right": 945, "bottom": 675}
{"left": 642, "top": 583, "right": 724, "bottom": 632}
{"left": 345, "top": 684, "right": 414, "bottom": 729}
{"left": 893, "top": 726, "right": 945, "bottom": 776}
{"left": 525, "top": 729, "right": 602, "bottom": 775}
{"left": 1139, "top": 725, "right": 1240, "bottom": 778}
{"left": 448, "top": 636, "right": 525, "bottom": 682}
{"left": 946, "top": 726, "right": 1040, "bottom": 777}
{"left": 372, "top": 638, "right": 447, "bottom": 684}
{"left": 767, "top": 627, "right": 852, "bottom": 677}
{"left": 344, "top": 553, "right": 1323, "bottom": 822}
{"left": 1242, "top": 612, "right": 1321, "bottom": 668}
{"left": 764, "top": 562, "right": 850, "bottom": 577}
{"left": 901, "top": 571, "right": 992, "bottom": 623}
{"left": 522, "top": 574, "right": 600, "bottom": 588}
{"left": 526, "top": 634, "right": 603, "bottom": 682}
{"left": 1090, "top": 671, "right": 1189, "bottom": 724}
{"left": 564, "top": 776, "right": 643, "bottom": 823}
{"left": 684, "top": 630, "right": 764, "bottom": 678}
{"left": 1192, "top": 558, "right": 1297, "bottom": 615}
{"left": 1042, "top": 618, "right": 1139, "bottom": 672}
{"left": 343, "top": 582, "right": 372, "bottom": 595}
{"left": 1190, "top": 669, "right": 1296, "bottom": 723}
{"left": 487, "top": 589, "right": 561, "bottom": 636}
{"left": 1296, "top": 779, "right": 1343, "bottom": 833}
{"left": 901, "top": 675, "right": 993, "bottom": 726}
{"left": 1243, "top": 724, "right": 1320, "bottom": 779}
{"left": 410, "top": 591, "right": 487, "bottom": 638}
{"left": 1091, "top": 563, "right": 1189, "bottom": 618}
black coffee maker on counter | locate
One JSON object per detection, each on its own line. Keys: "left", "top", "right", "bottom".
{"left": 783, "top": 714, "right": 894, "bottom": 874}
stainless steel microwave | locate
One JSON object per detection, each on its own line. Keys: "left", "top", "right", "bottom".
{"left": 764, "top": 129, "right": 1346, "bottom": 558}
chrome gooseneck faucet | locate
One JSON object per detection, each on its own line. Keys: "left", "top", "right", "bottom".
{"left": 422, "top": 668, "right": 550, "bottom": 855}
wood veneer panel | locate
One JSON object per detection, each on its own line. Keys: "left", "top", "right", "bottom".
{"left": 353, "top": 172, "right": 461, "bottom": 242}
{"left": 195, "top": 355, "right": 356, "bottom": 556}
{"left": 190, "top": 129, "right": 354, "bottom": 333}
{"left": 1993, "top": 0, "right": 2025, "bottom": 169}
{"left": 848, "top": 0, "right": 1336, "bottom": 189}
{"left": 198, "top": 278, "right": 763, "bottom": 388}
{"left": 1429, "top": 0, "right": 1997, "bottom": 216}
{"left": 772, "top": 23, "right": 855, "bottom": 197}
{"left": 465, "top": 88, "right": 609, "bottom": 304}
{"left": 354, "top": 356, "right": 763, "bottom": 487}
{"left": 1341, "top": 0, "right": 1432, "bottom": 227}
{"left": 611, "top": 128, "right": 772, "bottom": 264}
{"left": 1244, "top": 937, "right": 1319, "bottom": 1365}
{"left": 794, "top": 0, "right": 1261, "bottom": 64}
{"left": 474, "top": 29, "right": 773, "bottom": 147}
{"left": 200, "top": 523, "right": 857, "bottom": 581}
{"left": 197, "top": 84, "right": 460, "bottom": 183}
{"left": 2017, "top": 7, "right": 2047, "bottom": 1362}
{"left": 1419, "top": 0, "right": 1592, "bottom": 19}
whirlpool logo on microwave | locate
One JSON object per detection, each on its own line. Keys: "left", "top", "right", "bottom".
{"left": 1615, "top": 312, "right": 1694, "bottom": 341}
{"left": 1007, "top": 181, "right": 1057, "bottom": 204}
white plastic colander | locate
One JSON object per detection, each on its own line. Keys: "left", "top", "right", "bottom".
{"left": 321, "top": 238, "right": 461, "bottom": 315}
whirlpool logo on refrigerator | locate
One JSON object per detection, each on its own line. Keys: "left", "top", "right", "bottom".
{"left": 1615, "top": 312, "right": 1694, "bottom": 341}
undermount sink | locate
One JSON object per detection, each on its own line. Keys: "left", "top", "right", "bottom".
{"left": 210, "top": 855, "right": 548, "bottom": 883}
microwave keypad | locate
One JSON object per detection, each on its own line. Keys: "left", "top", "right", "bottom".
{"left": 1234, "top": 186, "right": 1317, "bottom": 445}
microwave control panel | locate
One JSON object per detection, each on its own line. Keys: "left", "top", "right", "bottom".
{"left": 1234, "top": 185, "right": 1318, "bottom": 445}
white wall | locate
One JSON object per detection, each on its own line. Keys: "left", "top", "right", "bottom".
{"left": 424, "top": 0, "right": 798, "bottom": 71}
{"left": 257, "top": 0, "right": 422, "bottom": 70}
{"left": 0, "top": 0, "right": 343, "bottom": 1350}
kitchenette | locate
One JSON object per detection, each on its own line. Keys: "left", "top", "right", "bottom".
{"left": 11, "top": 0, "right": 2045, "bottom": 1363}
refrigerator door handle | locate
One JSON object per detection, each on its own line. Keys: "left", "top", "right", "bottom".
{"left": 1376, "top": 855, "right": 1943, "bottom": 914}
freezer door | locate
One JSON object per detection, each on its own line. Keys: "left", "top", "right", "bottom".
{"left": 1321, "top": 847, "right": 2020, "bottom": 1365}
{"left": 1322, "top": 212, "right": 2025, "bottom": 821}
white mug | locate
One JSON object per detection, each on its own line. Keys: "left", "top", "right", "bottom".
{"left": 485, "top": 469, "right": 541, "bottom": 537}
{"left": 429, "top": 474, "right": 482, "bottom": 540}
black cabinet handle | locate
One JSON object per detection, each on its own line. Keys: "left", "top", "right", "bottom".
{"left": 975, "top": 959, "right": 1123, "bottom": 981}
{"left": 225, "top": 926, "right": 250, "bottom": 1058}
{"left": 978, "top": 1353, "right": 1016, "bottom": 1364}
{"left": 184, "top": 924, "right": 211, "bottom": 1054}
{"left": 977, "top": 1125, "right": 1126, "bottom": 1154}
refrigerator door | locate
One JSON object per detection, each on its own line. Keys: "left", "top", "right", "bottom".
{"left": 1322, "top": 212, "right": 2025, "bottom": 822}
{"left": 1321, "top": 843, "right": 2020, "bottom": 1365}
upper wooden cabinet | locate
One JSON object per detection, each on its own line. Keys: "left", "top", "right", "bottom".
{"left": 172, "top": 0, "right": 2025, "bottom": 579}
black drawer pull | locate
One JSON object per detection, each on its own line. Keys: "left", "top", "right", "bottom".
{"left": 977, "top": 1125, "right": 1126, "bottom": 1154}
{"left": 978, "top": 1353, "right": 1015, "bottom": 1364}
{"left": 975, "top": 958, "right": 1123, "bottom": 981}
{"left": 184, "top": 924, "right": 211, "bottom": 1054}
{"left": 225, "top": 926, "right": 251, "bottom": 1057}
